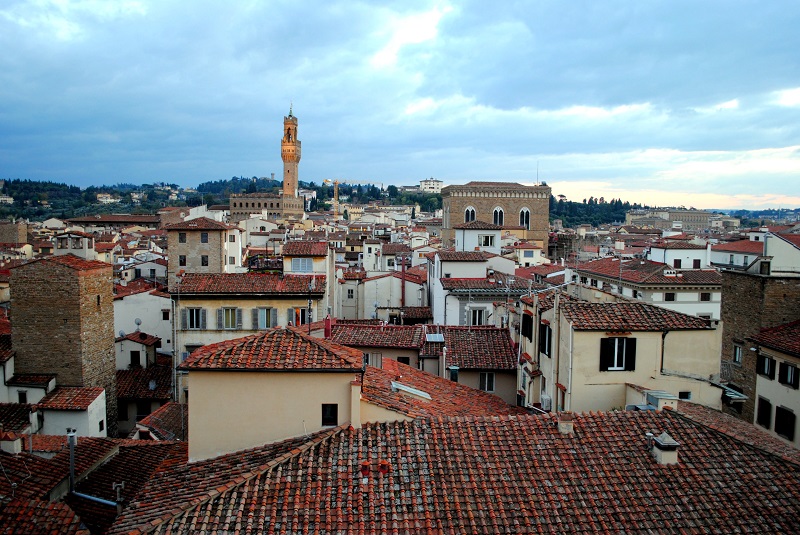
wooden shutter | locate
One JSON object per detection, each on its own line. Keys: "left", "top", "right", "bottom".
{"left": 624, "top": 338, "right": 637, "bottom": 371}
{"left": 251, "top": 308, "right": 259, "bottom": 330}
{"left": 599, "top": 338, "right": 614, "bottom": 371}
{"left": 181, "top": 309, "right": 188, "bottom": 330}
{"left": 779, "top": 362, "right": 788, "bottom": 384}
{"left": 287, "top": 308, "right": 294, "bottom": 326}
{"left": 270, "top": 308, "right": 278, "bottom": 328}
{"left": 216, "top": 308, "right": 223, "bottom": 330}
{"left": 236, "top": 308, "right": 243, "bottom": 329}
{"left": 200, "top": 309, "right": 207, "bottom": 330}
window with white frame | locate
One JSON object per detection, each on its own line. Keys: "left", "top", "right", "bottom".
{"left": 779, "top": 361, "right": 799, "bottom": 389}
{"left": 229, "top": 256, "right": 236, "bottom": 265}
{"left": 479, "top": 235, "right": 494, "bottom": 247}
{"left": 758, "top": 353, "right": 776, "bottom": 379}
{"left": 733, "top": 344, "right": 743, "bottom": 365}
{"left": 220, "top": 307, "right": 241, "bottom": 330}
{"left": 470, "top": 308, "right": 485, "bottom": 326}
{"left": 539, "top": 324, "right": 552, "bottom": 356}
{"left": 253, "top": 307, "right": 275, "bottom": 330}
{"left": 186, "top": 308, "right": 205, "bottom": 330}
{"left": 347, "top": 289, "right": 354, "bottom": 299}
{"left": 479, "top": 372, "right": 495, "bottom": 392}
{"left": 292, "top": 257, "right": 313, "bottom": 272}
{"left": 599, "top": 337, "right": 636, "bottom": 371}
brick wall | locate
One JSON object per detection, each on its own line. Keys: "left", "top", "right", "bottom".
{"left": 0, "top": 222, "right": 28, "bottom": 243}
{"left": 442, "top": 183, "right": 551, "bottom": 247}
{"left": 167, "top": 229, "right": 226, "bottom": 289}
{"left": 720, "top": 271, "right": 800, "bottom": 421}
{"left": 11, "top": 259, "right": 117, "bottom": 434}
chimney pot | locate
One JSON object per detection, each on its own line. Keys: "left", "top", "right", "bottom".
{"left": 650, "top": 431, "right": 680, "bottom": 465}
{"left": 557, "top": 412, "right": 575, "bottom": 436}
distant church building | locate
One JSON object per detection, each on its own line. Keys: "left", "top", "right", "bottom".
{"left": 441, "top": 181, "right": 551, "bottom": 247}
{"left": 229, "top": 108, "right": 306, "bottom": 222}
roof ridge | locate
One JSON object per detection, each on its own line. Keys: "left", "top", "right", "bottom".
{"left": 131, "top": 426, "right": 346, "bottom": 534}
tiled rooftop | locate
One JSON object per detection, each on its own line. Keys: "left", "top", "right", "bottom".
{"left": 576, "top": 257, "right": 721, "bottom": 285}
{"left": 422, "top": 326, "right": 517, "bottom": 370}
{"left": 14, "top": 254, "right": 111, "bottom": 272}
{"left": 437, "top": 250, "right": 491, "bottom": 262}
{"left": 452, "top": 220, "right": 503, "bottom": 230}
{"left": 163, "top": 217, "right": 235, "bottom": 231}
{"left": 179, "top": 327, "right": 364, "bottom": 371}
{"left": 281, "top": 240, "right": 329, "bottom": 256}
{"left": 381, "top": 242, "right": 413, "bottom": 254}
{"left": 115, "top": 330, "right": 162, "bottom": 346}
{"left": 36, "top": 387, "right": 104, "bottom": 411}
{"left": 0, "top": 498, "right": 89, "bottom": 535}
{"left": 174, "top": 272, "right": 325, "bottom": 294}
{"left": 362, "top": 360, "right": 526, "bottom": 419}
{"left": 710, "top": 239, "right": 764, "bottom": 254}
{"left": 748, "top": 319, "right": 800, "bottom": 358}
{"left": 440, "top": 273, "right": 534, "bottom": 291}
{"left": 108, "top": 411, "right": 800, "bottom": 534}
{"left": 562, "top": 302, "right": 712, "bottom": 331}
{"left": 116, "top": 367, "right": 173, "bottom": 400}
{"left": 136, "top": 402, "right": 188, "bottom": 441}
{"left": 0, "top": 403, "right": 34, "bottom": 433}
{"left": 330, "top": 324, "right": 425, "bottom": 349}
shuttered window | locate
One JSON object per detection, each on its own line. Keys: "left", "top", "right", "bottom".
{"left": 599, "top": 337, "right": 636, "bottom": 371}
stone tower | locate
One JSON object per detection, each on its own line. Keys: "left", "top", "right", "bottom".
{"left": 10, "top": 255, "right": 117, "bottom": 435}
{"left": 281, "top": 107, "right": 301, "bottom": 198}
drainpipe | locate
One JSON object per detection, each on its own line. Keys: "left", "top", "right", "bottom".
{"left": 660, "top": 330, "right": 669, "bottom": 375}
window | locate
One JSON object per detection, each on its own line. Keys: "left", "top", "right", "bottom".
{"left": 521, "top": 313, "right": 533, "bottom": 342}
{"left": 673, "top": 259, "right": 682, "bottom": 269}
{"left": 136, "top": 400, "right": 151, "bottom": 421}
{"left": 775, "top": 406, "right": 796, "bottom": 441}
{"left": 288, "top": 307, "right": 310, "bottom": 325}
{"left": 580, "top": 276, "right": 588, "bottom": 285}
{"left": 479, "top": 235, "right": 495, "bottom": 247}
{"left": 99, "top": 420, "right": 105, "bottom": 432}
{"left": 743, "top": 256, "right": 749, "bottom": 265}
{"left": 590, "top": 279, "right": 598, "bottom": 288}
{"left": 678, "top": 391, "right": 691, "bottom": 400}
{"left": 162, "top": 309, "right": 170, "bottom": 321}
{"left": 185, "top": 308, "right": 206, "bottom": 330}
{"left": 464, "top": 207, "right": 476, "bottom": 222}
{"left": 229, "top": 235, "right": 236, "bottom": 242}
{"left": 519, "top": 208, "right": 530, "bottom": 230}
{"left": 493, "top": 208, "right": 504, "bottom": 226}
{"left": 479, "top": 372, "right": 495, "bottom": 392}
{"left": 760, "top": 261, "right": 771, "bottom": 275}
{"left": 118, "top": 402, "right": 128, "bottom": 421}
{"left": 665, "top": 292, "right": 676, "bottom": 302}
{"left": 599, "top": 337, "right": 636, "bottom": 371}
{"left": 757, "top": 397, "right": 772, "bottom": 428}
{"left": 347, "top": 289, "right": 354, "bottom": 299}
{"left": 729, "top": 254, "right": 734, "bottom": 265}
{"left": 470, "top": 308, "right": 485, "bottom": 326}
{"left": 130, "top": 351, "right": 141, "bottom": 368}
{"left": 733, "top": 344, "right": 743, "bottom": 365}
{"left": 178, "top": 232, "right": 186, "bottom": 243}
{"left": 179, "top": 255, "right": 187, "bottom": 267}
{"left": 253, "top": 307, "right": 276, "bottom": 330}
{"left": 397, "top": 356, "right": 410, "bottom": 365}
{"left": 200, "top": 232, "right": 209, "bottom": 243}
{"left": 201, "top": 255, "right": 209, "bottom": 266}
{"left": 292, "top": 257, "right": 313, "bottom": 273}
{"left": 524, "top": 250, "right": 534, "bottom": 258}
{"left": 700, "top": 292, "right": 711, "bottom": 302}
{"left": 322, "top": 404, "right": 338, "bottom": 426}
{"left": 18, "top": 391, "right": 27, "bottom": 404}
{"left": 220, "top": 307, "right": 241, "bottom": 330}
{"left": 693, "top": 259, "right": 701, "bottom": 269}
{"left": 149, "top": 268, "right": 156, "bottom": 278}
{"left": 228, "top": 256, "right": 235, "bottom": 265}
{"left": 539, "top": 324, "right": 552, "bottom": 357}
{"left": 779, "top": 362, "right": 800, "bottom": 389}
{"left": 758, "top": 354, "right": 776, "bottom": 379}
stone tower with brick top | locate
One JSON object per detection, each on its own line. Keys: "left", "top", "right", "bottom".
{"left": 280, "top": 106, "right": 305, "bottom": 219}
{"left": 10, "top": 255, "right": 117, "bottom": 435}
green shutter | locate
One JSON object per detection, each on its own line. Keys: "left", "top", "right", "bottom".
{"left": 624, "top": 338, "right": 637, "bottom": 371}
{"left": 599, "top": 338, "right": 614, "bottom": 371}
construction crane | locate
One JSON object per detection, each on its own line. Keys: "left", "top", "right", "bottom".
{"left": 323, "top": 179, "right": 383, "bottom": 220}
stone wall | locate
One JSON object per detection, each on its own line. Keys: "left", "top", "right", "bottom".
{"left": 720, "top": 271, "right": 800, "bottom": 421}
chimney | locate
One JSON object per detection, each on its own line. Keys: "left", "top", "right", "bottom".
{"left": 648, "top": 431, "right": 679, "bottom": 465}
{"left": 350, "top": 376, "right": 362, "bottom": 429}
{"left": 0, "top": 425, "right": 22, "bottom": 455}
{"left": 557, "top": 412, "right": 574, "bottom": 436}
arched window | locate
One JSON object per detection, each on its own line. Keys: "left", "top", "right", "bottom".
{"left": 493, "top": 208, "right": 504, "bottom": 226}
{"left": 464, "top": 207, "right": 476, "bottom": 222}
{"left": 519, "top": 208, "right": 530, "bottom": 230}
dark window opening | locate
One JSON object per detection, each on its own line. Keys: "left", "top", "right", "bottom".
{"left": 322, "top": 404, "right": 338, "bottom": 426}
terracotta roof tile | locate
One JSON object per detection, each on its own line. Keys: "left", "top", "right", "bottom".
{"left": 362, "top": 360, "right": 527, "bottom": 419}
{"left": 0, "top": 403, "right": 34, "bottom": 433}
{"left": 136, "top": 402, "right": 188, "bottom": 441}
{"left": 562, "top": 302, "right": 712, "bottom": 331}
{"left": 421, "top": 326, "right": 517, "bottom": 370}
{"left": 36, "top": 387, "right": 104, "bottom": 410}
{"left": 281, "top": 240, "right": 329, "bottom": 256}
{"left": 115, "top": 330, "right": 162, "bottom": 346}
{"left": 11, "top": 254, "right": 111, "bottom": 272}
{"left": 437, "top": 250, "right": 492, "bottom": 262}
{"left": 163, "top": 217, "right": 234, "bottom": 231}
{"left": 179, "top": 327, "right": 364, "bottom": 371}
{"left": 452, "top": 220, "right": 503, "bottom": 230}
{"left": 748, "top": 319, "right": 800, "bottom": 357}
{"left": 113, "top": 411, "right": 800, "bottom": 534}
{"left": 330, "top": 324, "right": 424, "bottom": 349}
{"left": 0, "top": 498, "right": 89, "bottom": 535}
{"left": 576, "top": 257, "right": 721, "bottom": 285}
{"left": 380, "top": 243, "right": 413, "bottom": 254}
{"left": 174, "top": 272, "right": 325, "bottom": 294}
{"left": 711, "top": 239, "right": 765, "bottom": 254}
{"left": 116, "top": 367, "right": 173, "bottom": 400}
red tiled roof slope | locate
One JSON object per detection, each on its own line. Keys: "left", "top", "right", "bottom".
{"left": 0, "top": 498, "right": 89, "bottom": 535}
{"left": 116, "top": 367, "right": 173, "bottom": 400}
{"left": 175, "top": 272, "right": 325, "bottom": 294}
{"left": 179, "top": 327, "right": 364, "bottom": 371}
{"left": 748, "top": 319, "right": 800, "bottom": 358}
{"left": 330, "top": 324, "right": 424, "bottom": 349}
{"left": 562, "top": 302, "right": 712, "bottom": 331}
{"left": 421, "top": 326, "right": 517, "bottom": 370}
{"left": 282, "top": 240, "right": 329, "bottom": 256}
{"left": 137, "top": 402, "right": 188, "bottom": 441}
{"left": 115, "top": 330, "right": 161, "bottom": 346}
{"left": 37, "top": 387, "right": 104, "bottom": 410}
{"left": 362, "top": 360, "right": 526, "bottom": 419}
{"left": 162, "top": 217, "right": 234, "bottom": 231}
{"left": 116, "top": 411, "right": 800, "bottom": 534}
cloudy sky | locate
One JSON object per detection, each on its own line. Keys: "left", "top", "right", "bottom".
{"left": 2, "top": 1, "right": 799, "bottom": 210}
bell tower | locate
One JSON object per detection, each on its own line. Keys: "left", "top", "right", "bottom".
{"left": 281, "top": 106, "right": 301, "bottom": 198}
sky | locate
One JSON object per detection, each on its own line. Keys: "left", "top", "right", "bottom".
{"left": 1, "top": 1, "right": 799, "bottom": 211}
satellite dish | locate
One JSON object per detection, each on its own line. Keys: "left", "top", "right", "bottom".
{"left": 135, "top": 318, "right": 142, "bottom": 326}
{"left": 119, "top": 330, "right": 126, "bottom": 338}
{"left": 148, "top": 380, "right": 157, "bottom": 391}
